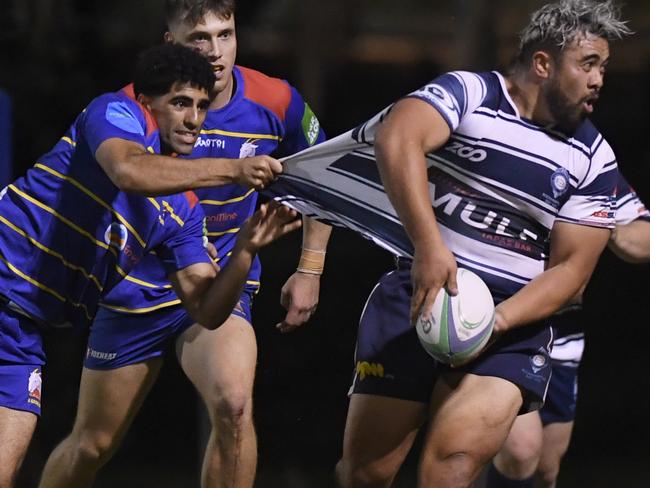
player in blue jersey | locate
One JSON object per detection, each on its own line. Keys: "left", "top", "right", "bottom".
{"left": 331, "top": 1, "right": 631, "bottom": 487}
{"left": 0, "top": 43, "right": 301, "bottom": 488}
{"left": 38, "top": 2, "right": 330, "bottom": 487}
{"left": 487, "top": 174, "right": 650, "bottom": 488}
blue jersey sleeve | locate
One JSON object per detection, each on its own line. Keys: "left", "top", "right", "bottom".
{"left": 82, "top": 95, "right": 150, "bottom": 155}
{"left": 276, "top": 86, "right": 326, "bottom": 157}
{"left": 154, "top": 193, "right": 212, "bottom": 276}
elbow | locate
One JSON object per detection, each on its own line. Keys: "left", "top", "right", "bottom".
{"left": 192, "top": 308, "right": 230, "bottom": 331}
{"left": 106, "top": 164, "right": 138, "bottom": 193}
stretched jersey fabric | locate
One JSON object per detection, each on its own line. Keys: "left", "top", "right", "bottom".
{"left": 265, "top": 71, "right": 618, "bottom": 304}
{"left": 0, "top": 86, "right": 210, "bottom": 330}
{"left": 550, "top": 172, "right": 650, "bottom": 365}
{"left": 99, "top": 66, "right": 325, "bottom": 314}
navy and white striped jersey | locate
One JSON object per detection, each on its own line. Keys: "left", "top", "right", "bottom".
{"left": 268, "top": 71, "right": 618, "bottom": 304}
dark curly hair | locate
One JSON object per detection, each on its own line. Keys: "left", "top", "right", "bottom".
{"left": 133, "top": 43, "right": 216, "bottom": 97}
{"left": 165, "top": 0, "right": 236, "bottom": 29}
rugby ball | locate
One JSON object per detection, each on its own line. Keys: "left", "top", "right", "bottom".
{"left": 415, "top": 268, "right": 495, "bottom": 367}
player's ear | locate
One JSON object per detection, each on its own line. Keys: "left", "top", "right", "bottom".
{"left": 137, "top": 93, "right": 153, "bottom": 111}
{"left": 532, "top": 50, "right": 553, "bottom": 80}
{"left": 164, "top": 31, "right": 174, "bottom": 43}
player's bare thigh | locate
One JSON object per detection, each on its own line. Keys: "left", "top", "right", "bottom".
{"left": 176, "top": 315, "right": 257, "bottom": 405}
{"left": 72, "top": 360, "right": 163, "bottom": 440}
{"left": 337, "top": 393, "right": 427, "bottom": 487}
{"left": 0, "top": 406, "right": 37, "bottom": 481}
{"left": 419, "top": 372, "right": 523, "bottom": 484}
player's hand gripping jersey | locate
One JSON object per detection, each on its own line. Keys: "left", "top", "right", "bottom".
{"left": 0, "top": 86, "right": 210, "bottom": 331}
{"left": 268, "top": 71, "right": 618, "bottom": 303}
{"left": 100, "top": 67, "right": 325, "bottom": 315}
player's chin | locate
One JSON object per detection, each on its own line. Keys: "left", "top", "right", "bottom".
{"left": 170, "top": 137, "right": 198, "bottom": 155}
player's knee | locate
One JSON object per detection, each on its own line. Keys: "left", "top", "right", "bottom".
{"left": 536, "top": 456, "right": 561, "bottom": 486}
{"left": 212, "top": 391, "right": 252, "bottom": 430}
{"left": 71, "top": 430, "right": 119, "bottom": 467}
{"left": 497, "top": 430, "right": 542, "bottom": 476}
{"left": 335, "top": 457, "right": 396, "bottom": 488}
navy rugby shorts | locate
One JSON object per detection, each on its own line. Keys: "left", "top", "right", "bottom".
{"left": 349, "top": 267, "right": 553, "bottom": 413}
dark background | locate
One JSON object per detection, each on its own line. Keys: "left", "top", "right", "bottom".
{"left": 1, "top": 0, "right": 649, "bottom": 486}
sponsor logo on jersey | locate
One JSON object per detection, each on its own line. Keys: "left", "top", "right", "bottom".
{"left": 206, "top": 212, "right": 239, "bottom": 224}
{"left": 301, "top": 103, "right": 320, "bottom": 146}
{"left": 195, "top": 137, "right": 226, "bottom": 149}
{"left": 430, "top": 172, "right": 544, "bottom": 258}
{"left": 239, "top": 139, "right": 258, "bottom": 158}
{"left": 444, "top": 141, "right": 487, "bottom": 162}
{"left": 104, "top": 222, "right": 128, "bottom": 251}
{"left": 86, "top": 347, "right": 118, "bottom": 361}
{"left": 355, "top": 361, "right": 384, "bottom": 380}
{"left": 28, "top": 368, "right": 42, "bottom": 407}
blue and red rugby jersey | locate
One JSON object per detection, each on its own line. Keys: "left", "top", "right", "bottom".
{"left": 0, "top": 86, "right": 211, "bottom": 331}
{"left": 99, "top": 66, "right": 326, "bottom": 315}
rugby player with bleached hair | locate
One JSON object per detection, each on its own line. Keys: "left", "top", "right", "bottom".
{"left": 329, "top": 1, "right": 632, "bottom": 486}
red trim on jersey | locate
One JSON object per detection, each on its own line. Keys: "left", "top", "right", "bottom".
{"left": 184, "top": 191, "right": 200, "bottom": 209}
{"left": 121, "top": 84, "right": 158, "bottom": 138}
{"left": 238, "top": 66, "right": 291, "bottom": 122}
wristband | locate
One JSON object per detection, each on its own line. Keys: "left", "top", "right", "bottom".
{"left": 297, "top": 247, "right": 326, "bottom": 275}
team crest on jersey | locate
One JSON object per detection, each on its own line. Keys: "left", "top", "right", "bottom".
{"left": 239, "top": 140, "right": 258, "bottom": 158}
{"left": 550, "top": 168, "right": 570, "bottom": 198}
{"left": 28, "top": 368, "right": 42, "bottom": 407}
{"left": 104, "top": 222, "right": 128, "bottom": 251}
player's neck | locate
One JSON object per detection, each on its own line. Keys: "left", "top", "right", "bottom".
{"left": 210, "top": 74, "right": 235, "bottom": 110}
{"left": 506, "top": 73, "right": 554, "bottom": 127}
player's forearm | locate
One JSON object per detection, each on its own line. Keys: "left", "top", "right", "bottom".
{"left": 375, "top": 137, "right": 443, "bottom": 250}
{"left": 114, "top": 153, "right": 239, "bottom": 196}
{"left": 301, "top": 217, "right": 332, "bottom": 252}
{"left": 192, "top": 246, "right": 255, "bottom": 329}
{"left": 609, "top": 220, "right": 650, "bottom": 263}
{"left": 496, "top": 261, "right": 594, "bottom": 332}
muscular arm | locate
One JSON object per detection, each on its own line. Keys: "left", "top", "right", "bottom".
{"left": 495, "top": 222, "right": 610, "bottom": 332}
{"left": 375, "top": 98, "right": 457, "bottom": 324}
{"left": 95, "top": 138, "right": 280, "bottom": 196}
{"left": 609, "top": 219, "right": 650, "bottom": 263}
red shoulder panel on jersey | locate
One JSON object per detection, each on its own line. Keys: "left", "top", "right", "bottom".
{"left": 184, "top": 191, "right": 199, "bottom": 209}
{"left": 239, "top": 66, "right": 292, "bottom": 122}
{"left": 121, "top": 84, "right": 158, "bottom": 138}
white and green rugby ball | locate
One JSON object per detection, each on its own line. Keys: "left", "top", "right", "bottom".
{"left": 415, "top": 268, "right": 495, "bottom": 367}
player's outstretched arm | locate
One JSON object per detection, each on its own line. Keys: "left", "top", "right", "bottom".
{"left": 609, "top": 219, "right": 650, "bottom": 263}
{"left": 375, "top": 98, "right": 457, "bottom": 325}
{"left": 277, "top": 217, "right": 332, "bottom": 333}
{"left": 493, "top": 222, "right": 610, "bottom": 333}
{"left": 170, "top": 203, "right": 301, "bottom": 329}
{"left": 95, "top": 138, "right": 282, "bottom": 196}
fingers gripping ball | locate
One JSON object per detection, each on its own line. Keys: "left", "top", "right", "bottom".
{"left": 415, "top": 269, "right": 495, "bottom": 367}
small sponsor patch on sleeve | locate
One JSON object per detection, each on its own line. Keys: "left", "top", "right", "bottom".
{"left": 301, "top": 103, "right": 320, "bottom": 146}
{"left": 105, "top": 101, "right": 145, "bottom": 135}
